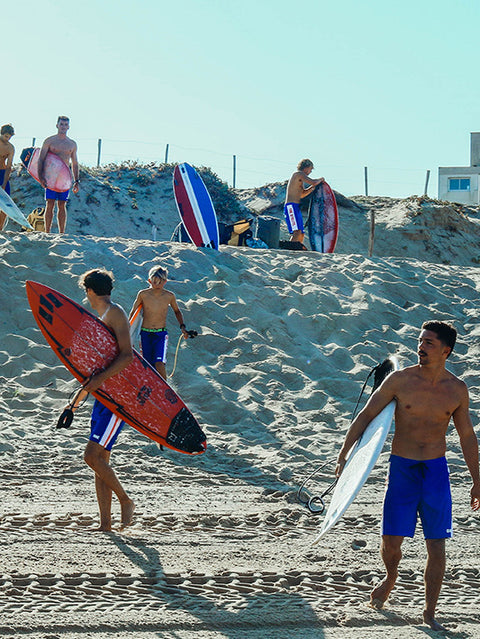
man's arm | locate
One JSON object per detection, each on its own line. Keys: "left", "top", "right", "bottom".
{"left": 2, "top": 145, "right": 14, "bottom": 188}
{"left": 71, "top": 143, "right": 79, "bottom": 194}
{"left": 335, "top": 374, "right": 397, "bottom": 477}
{"left": 299, "top": 176, "right": 325, "bottom": 199}
{"left": 83, "top": 306, "right": 133, "bottom": 392}
{"left": 452, "top": 386, "right": 480, "bottom": 511}
{"left": 170, "top": 294, "right": 188, "bottom": 338}
{"left": 37, "top": 139, "right": 50, "bottom": 187}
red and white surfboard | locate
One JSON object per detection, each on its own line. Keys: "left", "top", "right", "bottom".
{"left": 26, "top": 281, "right": 206, "bottom": 455}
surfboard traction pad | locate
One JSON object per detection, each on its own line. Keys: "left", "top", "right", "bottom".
{"left": 372, "top": 358, "right": 396, "bottom": 391}
{"left": 20, "top": 147, "right": 34, "bottom": 169}
{"left": 167, "top": 407, "right": 206, "bottom": 453}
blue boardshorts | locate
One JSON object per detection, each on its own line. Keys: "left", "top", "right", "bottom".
{"left": 45, "top": 188, "right": 69, "bottom": 201}
{"left": 89, "top": 399, "right": 124, "bottom": 451}
{"left": 0, "top": 170, "right": 10, "bottom": 195}
{"left": 284, "top": 202, "right": 303, "bottom": 234}
{"left": 141, "top": 328, "right": 168, "bottom": 366}
{"left": 382, "top": 454, "right": 452, "bottom": 539}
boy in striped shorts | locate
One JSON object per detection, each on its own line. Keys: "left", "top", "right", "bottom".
{"left": 284, "top": 159, "right": 324, "bottom": 247}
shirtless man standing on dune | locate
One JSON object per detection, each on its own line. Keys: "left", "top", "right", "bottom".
{"left": 335, "top": 320, "right": 480, "bottom": 631}
{"left": 284, "top": 159, "right": 324, "bottom": 247}
{"left": 0, "top": 123, "right": 15, "bottom": 231}
{"left": 38, "top": 115, "right": 80, "bottom": 233}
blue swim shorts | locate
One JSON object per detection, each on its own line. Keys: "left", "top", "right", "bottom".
{"left": 89, "top": 399, "right": 124, "bottom": 451}
{"left": 141, "top": 328, "right": 168, "bottom": 367}
{"left": 45, "top": 188, "right": 69, "bottom": 201}
{"left": 382, "top": 454, "right": 452, "bottom": 539}
{"left": 284, "top": 202, "right": 304, "bottom": 234}
{"left": 0, "top": 169, "right": 10, "bottom": 195}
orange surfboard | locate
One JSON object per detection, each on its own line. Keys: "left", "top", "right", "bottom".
{"left": 26, "top": 281, "right": 206, "bottom": 455}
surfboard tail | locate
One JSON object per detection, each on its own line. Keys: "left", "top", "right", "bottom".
{"left": 166, "top": 407, "right": 207, "bottom": 454}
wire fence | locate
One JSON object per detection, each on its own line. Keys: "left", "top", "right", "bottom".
{"left": 13, "top": 136, "right": 435, "bottom": 198}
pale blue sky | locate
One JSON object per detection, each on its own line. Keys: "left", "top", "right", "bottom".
{"left": 4, "top": 0, "right": 479, "bottom": 196}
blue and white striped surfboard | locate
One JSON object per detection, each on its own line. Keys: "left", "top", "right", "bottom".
{"left": 173, "top": 163, "right": 219, "bottom": 250}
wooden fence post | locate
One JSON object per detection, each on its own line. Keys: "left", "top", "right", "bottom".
{"left": 368, "top": 210, "right": 375, "bottom": 257}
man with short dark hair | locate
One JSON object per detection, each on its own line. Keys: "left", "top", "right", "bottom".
{"left": 72, "top": 269, "right": 135, "bottom": 531}
{"left": 38, "top": 116, "right": 79, "bottom": 233}
{"left": 284, "top": 159, "right": 324, "bottom": 246}
{"left": 335, "top": 320, "right": 480, "bottom": 631}
{"left": 0, "top": 123, "right": 15, "bottom": 230}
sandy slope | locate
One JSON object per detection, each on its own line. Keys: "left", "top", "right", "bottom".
{"left": 8, "top": 161, "right": 480, "bottom": 267}
{"left": 1, "top": 229, "right": 480, "bottom": 637}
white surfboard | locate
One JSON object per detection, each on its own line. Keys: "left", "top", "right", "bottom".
{"left": 0, "top": 188, "right": 33, "bottom": 230}
{"left": 313, "top": 358, "right": 398, "bottom": 543}
{"left": 129, "top": 304, "right": 143, "bottom": 349}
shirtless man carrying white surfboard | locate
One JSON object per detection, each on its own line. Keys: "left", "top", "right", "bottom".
{"left": 336, "top": 320, "right": 480, "bottom": 631}
{"left": 38, "top": 116, "right": 80, "bottom": 233}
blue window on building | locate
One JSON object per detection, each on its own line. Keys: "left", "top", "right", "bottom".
{"left": 449, "top": 178, "right": 471, "bottom": 191}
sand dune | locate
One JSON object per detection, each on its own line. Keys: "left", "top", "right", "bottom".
{"left": 1, "top": 218, "right": 480, "bottom": 637}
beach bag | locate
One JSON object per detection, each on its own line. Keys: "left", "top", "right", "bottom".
{"left": 25, "top": 207, "right": 46, "bottom": 232}
{"left": 228, "top": 219, "right": 253, "bottom": 246}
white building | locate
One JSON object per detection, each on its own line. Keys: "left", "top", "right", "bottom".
{"left": 438, "top": 132, "right": 480, "bottom": 204}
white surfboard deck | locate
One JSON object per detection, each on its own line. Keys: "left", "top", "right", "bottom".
{"left": 0, "top": 188, "right": 33, "bottom": 230}
{"left": 129, "top": 304, "right": 143, "bottom": 348}
{"left": 313, "top": 362, "right": 398, "bottom": 543}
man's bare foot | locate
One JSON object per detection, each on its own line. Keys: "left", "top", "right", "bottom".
{"left": 369, "top": 578, "right": 395, "bottom": 609}
{"left": 120, "top": 499, "right": 135, "bottom": 529}
{"left": 423, "top": 611, "right": 447, "bottom": 632}
{"left": 97, "top": 524, "right": 112, "bottom": 532}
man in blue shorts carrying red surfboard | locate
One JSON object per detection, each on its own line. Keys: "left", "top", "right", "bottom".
{"left": 72, "top": 269, "right": 135, "bottom": 532}
{"left": 284, "top": 159, "right": 324, "bottom": 248}
{"left": 335, "top": 320, "right": 480, "bottom": 632}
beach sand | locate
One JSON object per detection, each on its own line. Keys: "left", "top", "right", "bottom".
{"left": 1, "top": 174, "right": 480, "bottom": 637}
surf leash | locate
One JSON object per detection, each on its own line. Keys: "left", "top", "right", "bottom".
{"left": 170, "top": 222, "right": 183, "bottom": 242}
{"left": 297, "top": 357, "right": 396, "bottom": 514}
{"left": 349, "top": 358, "right": 396, "bottom": 422}
{"left": 296, "top": 459, "right": 337, "bottom": 514}
{"left": 56, "top": 385, "right": 90, "bottom": 429}
{"left": 55, "top": 368, "right": 105, "bottom": 429}
{"left": 168, "top": 329, "right": 199, "bottom": 379}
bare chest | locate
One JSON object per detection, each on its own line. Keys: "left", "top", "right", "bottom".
{"left": 396, "top": 386, "right": 458, "bottom": 426}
